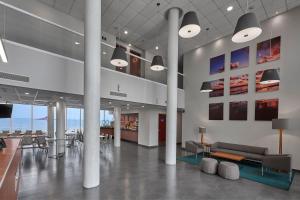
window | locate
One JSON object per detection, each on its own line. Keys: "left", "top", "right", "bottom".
{"left": 66, "top": 107, "right": 81, "bottom": 130}
{"left": 100, "top": 110, "right": 114, "bottom": 127}
{"left": 0, "top": 118, "right": 10, "bottom": 132}
{"left": 33, "top": 105, "right": 47, "bottom": 131}
{"left": 11, "top": 104, "right": 31, "bottom": 132}
{"left": 80, "top": 108, "right": 84, "bottom": 130}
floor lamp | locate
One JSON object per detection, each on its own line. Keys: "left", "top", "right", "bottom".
{"left": 272, "top": 119, "right": 289, "bottom": 155}
{"left": 199, "top": 127, "right": 206, "bottom": 144}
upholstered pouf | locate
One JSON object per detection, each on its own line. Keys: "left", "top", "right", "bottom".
{"left": 218, "top": 161, "right": 240, "bottom": 180}
{"left": 201, "top": 158, "right": 218, "bottom": 174}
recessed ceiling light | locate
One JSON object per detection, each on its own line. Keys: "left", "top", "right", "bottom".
{"left": 103, "top": 51, "right": 107, "bottom": 55}
{"left": 108, "top": 101, "right": 112, "bottom": 105}
{"left": 59, "top": 96, "right": 64, "bottom": 99}
{"left": 227, "top": 6, "right": 233, "bottom": 12}
{"left": 128, "top": 43, "right": 132, "bottom": 47}
{"left": 124, "top": 30, "right": 128, "bottom": 35}
{"left": 75, "top": 41, "right": 80, "bottom": 45}
{"left": 141, "top": 105, "right": 145, "bottom": 108}
{"left": 275, "top": 11, "right": 279, "bottom": 15}
{"left": 25, "top": 92, "right": 30, "bottom": 95}
{"left": 155, "top": 46, "right": 159, "bottom": 50}
{"left": 127, "top": 104, "right": 130, "bottom": 106}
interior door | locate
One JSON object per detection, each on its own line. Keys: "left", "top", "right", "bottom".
{"left": 130, "top": 50, "right": 141, "bottom": 77}
{"left": 158, "top": 114, "right": 166, "bottom": 145}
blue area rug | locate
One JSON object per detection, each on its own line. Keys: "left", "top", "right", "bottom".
{"left": 177, "top": 154, "right": 295, "bottom": 190}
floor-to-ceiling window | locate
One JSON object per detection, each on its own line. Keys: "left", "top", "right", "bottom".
{"left": 33, "top": 105, "right": 47, "bottom": 131}
{"left": 100, "top": 110, "right": 114, "bottom": 127}
{"left": 11, "top": 104, "right": 31, "bottom": 132}
{"left": 0, "top": 104, "right": 48, "bottom": 133}
{"left": 66, "top": 107, "right": 81, "bottom": 131}
{"left": 0, "top": 118, "right": 10, "bottom": 132}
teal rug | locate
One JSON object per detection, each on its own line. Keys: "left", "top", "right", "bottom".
{"left": 177, "top": 154, "right": 295, "bottom": 190}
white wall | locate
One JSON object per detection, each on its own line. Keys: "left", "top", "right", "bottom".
{"left": 183, "top": 7, "right": 300, "bottom": 170}
{"left": 0, "top": 40, "right": 184, "bottom": 108}
{"left": 124, "top": 109, "right": 182, "bottom": 147}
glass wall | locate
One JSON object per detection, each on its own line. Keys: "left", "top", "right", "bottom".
{"left": 100, "top": 110, "right": 114, "bottom": 127}
{"left": 0, "top": 104, "right": 114, "bottom": 133}
{"left": 0, "top": 104, "right": 48, "bottom": 133}
{"left": 0, "top": 118, "right": 10, "bottom": 132}
{"left": 66, "top": 107, "right": 81, "bottom": 131}
{"left": 33, "top": 105, "right": 47, "bottom": 131}
{"left": 11, "top": 104, "right": 31, "bottom": 132}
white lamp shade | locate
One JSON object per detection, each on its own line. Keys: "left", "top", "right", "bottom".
{"left": 179, "top": 11, "right": 201, "bottom": 38}
{"left": 232, "top": 12, "right": 262, "bottom": 43}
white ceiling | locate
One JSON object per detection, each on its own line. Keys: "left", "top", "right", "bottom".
{"left": 0, "top": 0, "right": 299, "bottom": 60}
{"left": 0, "top": 84, "right": 167, "bottom": 111}
{"left": 37, "top": 0, "right": 300, "bottom": 56}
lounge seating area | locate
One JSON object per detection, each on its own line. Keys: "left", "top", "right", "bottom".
{"left": 180, "top": 140, "right": 294, "bottom": 190}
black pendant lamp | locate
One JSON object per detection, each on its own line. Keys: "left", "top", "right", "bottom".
{"left": 260, "top": 69, "right": 280, "bottom": 84}
{"left": 110, "top": 46, "right": 128, "bottom": 67}
{"left": 179, "top": 11, "right": 201, "bottom": 38}
{"left": 232, "top": 12, "right": 262, "bottom": 43}
{"left": 151, "top": 55, "right": 164, "bottom": 71}
{"left": 200, "top": 81, "right": 213, "bottom": 93}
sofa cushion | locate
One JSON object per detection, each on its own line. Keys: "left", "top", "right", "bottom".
{"left": 211, "top": 148, "right": 265, "bottom": 161}
{"left": 215, "top": 142, "right": 268, "bottom": 155}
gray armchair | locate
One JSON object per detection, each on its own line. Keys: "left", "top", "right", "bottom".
{"left": 262, "top": 154, "right": 292, "bottom": 182}
{"left": 185, "top": 141, "right": 204, "bottom": 158}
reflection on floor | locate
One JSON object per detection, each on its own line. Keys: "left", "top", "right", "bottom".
{"left": 19, "top": 142, "right": 300, "bottom": 200}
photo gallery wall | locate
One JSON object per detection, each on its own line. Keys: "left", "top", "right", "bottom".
{"left": 208, "top": 36, "right": 281, "bottom": 121}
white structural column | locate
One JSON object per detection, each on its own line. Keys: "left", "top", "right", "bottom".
{"left": 114, "top": 107, "right": 121, "bottom": 147}
{"left": 47, "top": 105, "right": 55, "bottom": 138}
{"left": 166, "top": 7, "right": 180, "bottom": 165}
{"left": 83, "top": 0, "right": 101, "bottom": 188}
{"left": 56, "top": 100, "right": 65, "bottom": 155}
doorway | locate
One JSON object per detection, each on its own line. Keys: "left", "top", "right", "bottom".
{"left": 158, "top": 114, "right": 166, "bottom": 146}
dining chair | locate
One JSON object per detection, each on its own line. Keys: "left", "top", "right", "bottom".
{"left": 36, "top": 136, "right": 49, "bottom": 154}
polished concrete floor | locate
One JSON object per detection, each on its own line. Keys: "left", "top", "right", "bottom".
{"left": 19, "top": 141, "right": 300, "bottom": 200}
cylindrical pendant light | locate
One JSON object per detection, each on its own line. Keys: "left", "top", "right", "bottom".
{"left": 232, "top": 12, "right": 262, "bottom": 43}
{"left": 151, "top": 55, "right": 164, "bottom": 71}
{"left": 179, "top": 11, "right": 201, "bottom": 38}
{"left": 200, "top": 81, "right": 212, "bottom": 93}
{"left": 110, "top": 46, "right": 128, "bottom": 67}
{"left": 260, "top": 69, "right": 280, "bottom": 84}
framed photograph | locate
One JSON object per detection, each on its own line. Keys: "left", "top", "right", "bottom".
{"left": 256, "top": 36, "right": 281, "bottom": 64}
{"left": 209, "top": 79, "right": 224, "bottom": 98}
{"left": 209, "top": 103, "right": 224, "bottom": 120}
{"left": 229, "top": 101, "right": 248, "bottom": 121}
{"left": 210, "top": 54, "right": 225, "bottom": 75}
{"left": 255, "top": 69, "right": 279, "bottom": 93}
{"left": 230, "top": 46, "right": 249, "bottom": 70}
{"left": 230, "top": 74, "right": 248, "bottom": 95}
{"left": 255, "top": 99, "right": 279, "bottom": 121}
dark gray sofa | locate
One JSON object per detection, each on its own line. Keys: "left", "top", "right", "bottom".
{"left": 210, "top": 142, "right": 292, "bottom": 181}
{"left": 211, "top": 142, "right": 268, "bottom": 162}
